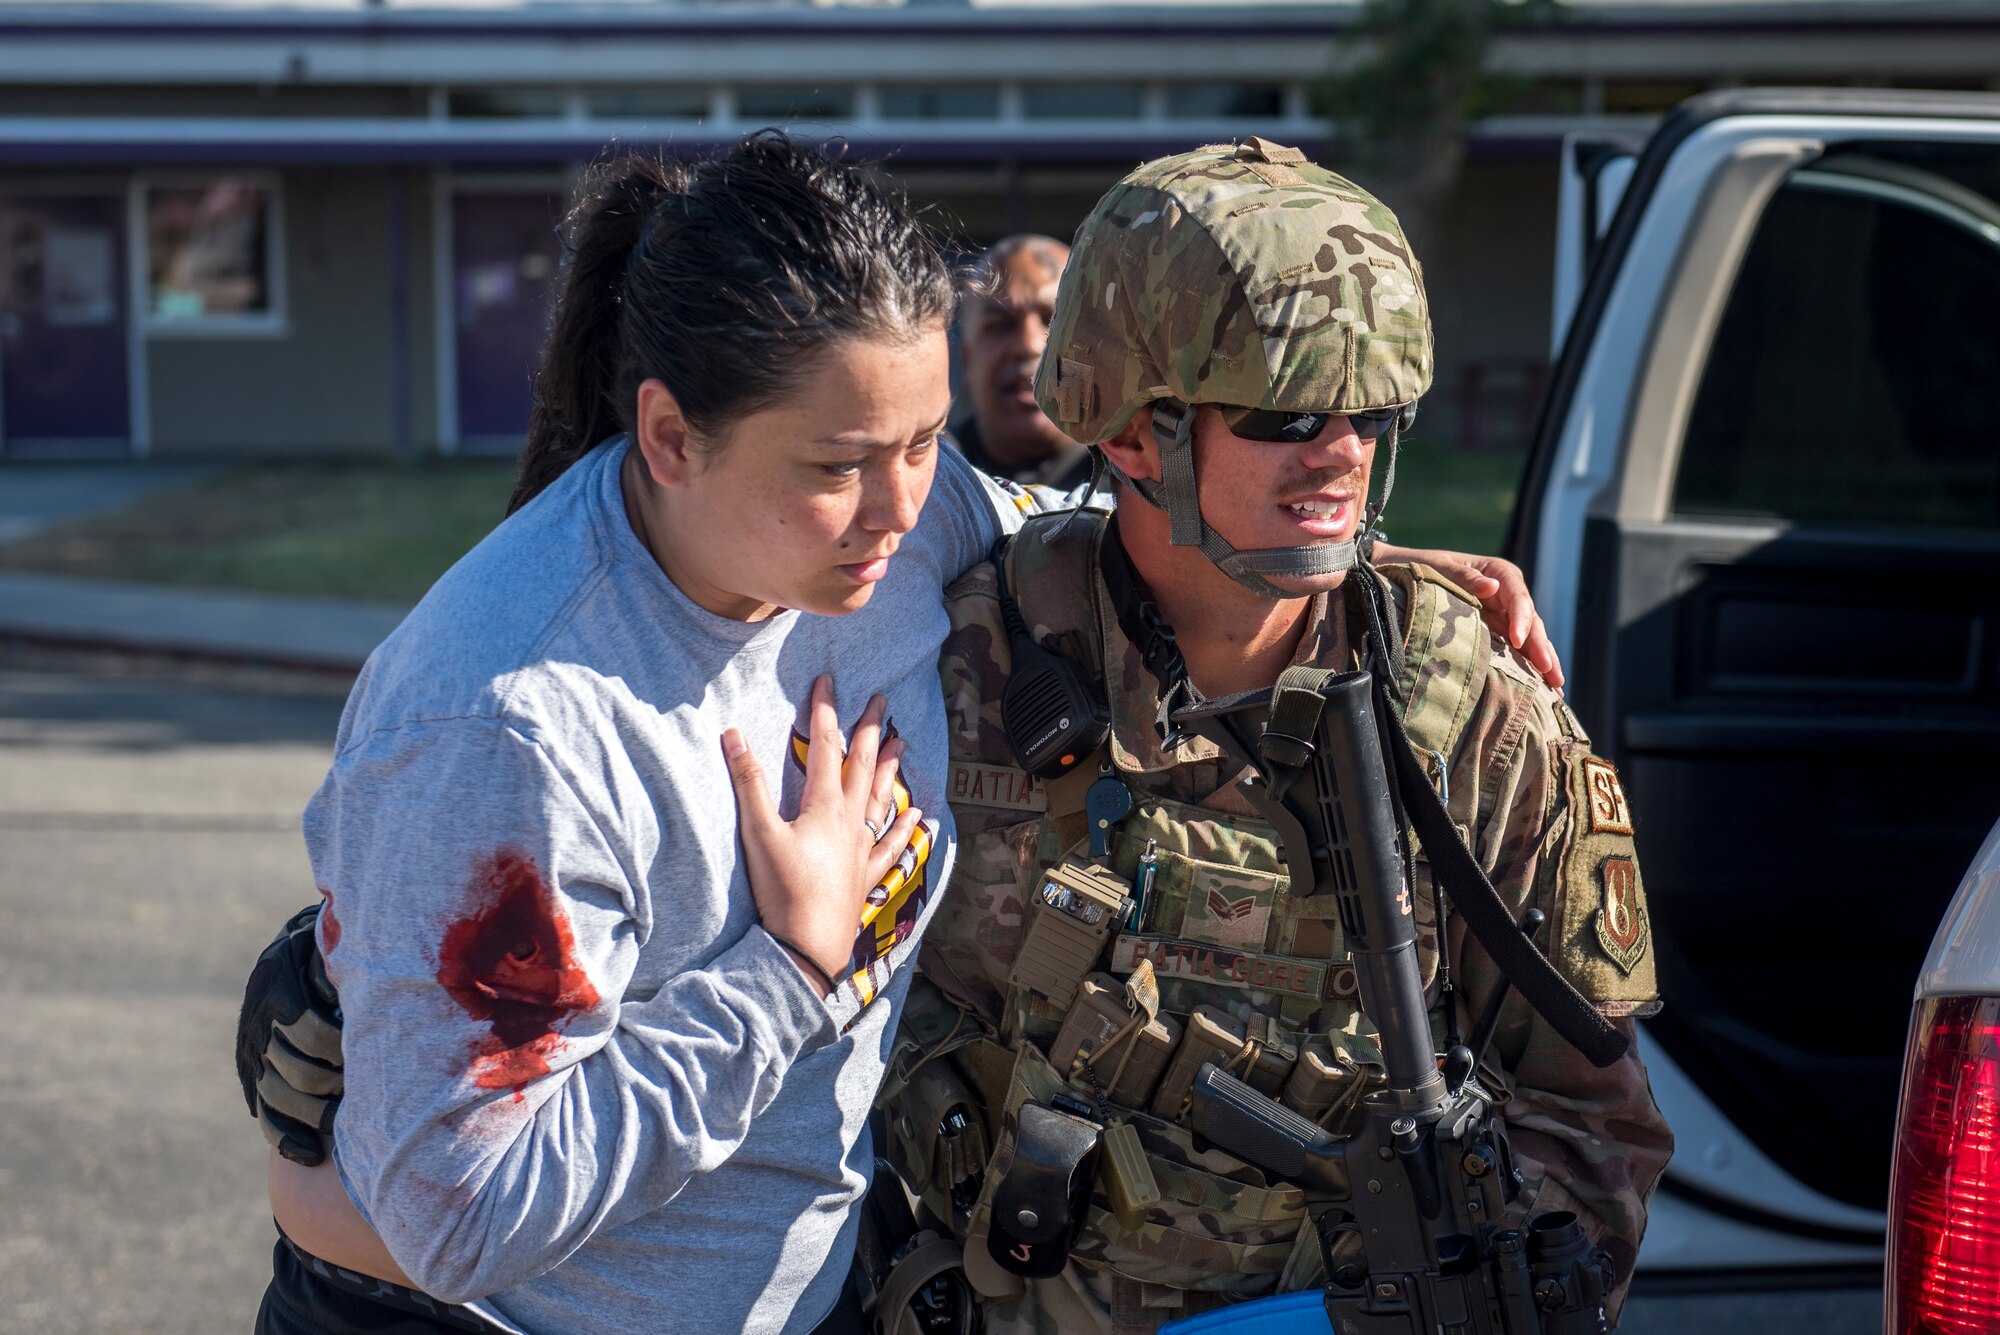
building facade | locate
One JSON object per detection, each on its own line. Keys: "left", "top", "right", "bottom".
{"left": 1, "top": 0, "right": 1996, "bottom": 459}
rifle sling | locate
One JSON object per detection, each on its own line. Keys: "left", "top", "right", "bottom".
{"left": 1097, "top": 527, "right": 1629, "bottom": 1069}
{"left": 1267, "top": 661, "right": 1627, "bottom": 1069}
{"left": 1387, "top": 703, "right": 1626, "bottom": 1067}
{"left": 1099, "top": 515, "right": 1201, "bottom": 747}
{"left": 1343, "top": 561, "right": 1629, "bottom": 1069}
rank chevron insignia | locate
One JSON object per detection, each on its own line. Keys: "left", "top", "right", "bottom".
{"left": 1205, "top": 888, "right": 1256, "bottom": 923}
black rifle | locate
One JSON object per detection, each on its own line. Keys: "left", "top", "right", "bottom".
{"left": 1168, "top": 670, "right": 1613, "bottom": 1335}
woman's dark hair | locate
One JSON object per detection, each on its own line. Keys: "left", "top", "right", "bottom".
{"left": 510, "top": 132, "right": 956, "bottom": 514}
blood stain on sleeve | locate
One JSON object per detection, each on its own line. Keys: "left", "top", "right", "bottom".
{"left": 318, "top": 888, "right": 343, "bottom": 954}
{"left": 437, "top": 849, "right": 601, "bottom": 1098}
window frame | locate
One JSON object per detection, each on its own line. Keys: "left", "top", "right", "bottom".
{"left": 733, "top": 85, "right": 857, "bottom": 124}
{"left": 1162, "top": 83, "right": 1288, "bottom": 121}
{"left": 1019, "top": 83, "right": 1146, "bottom": 121}
{"left": 129, "top": 170, "right": 288, "bottom": 339}
{"left": 584, "top": 86, "right": 714, "bottom": 124}
{"left": 875, "top": 83, "right": 1002, "bottom": 122}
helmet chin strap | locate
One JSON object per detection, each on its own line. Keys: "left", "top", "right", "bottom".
{"left": 1105, "top": 401, "right": 1400, "bottom": 602}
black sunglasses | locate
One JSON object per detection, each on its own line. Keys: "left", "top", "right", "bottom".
{"left": 1215, "top": 404, "right": 1406, "bottom": 444}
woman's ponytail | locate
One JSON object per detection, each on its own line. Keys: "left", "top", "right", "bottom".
{"left": 508, "top": 133, "right": 954, "bottom": 515}
{"left": 510, "top": 157, "right": 686, "bottom": 514}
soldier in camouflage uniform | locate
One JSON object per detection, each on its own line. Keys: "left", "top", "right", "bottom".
{"left": 877, "top": 140, "right": 1672, "bottom": 1333}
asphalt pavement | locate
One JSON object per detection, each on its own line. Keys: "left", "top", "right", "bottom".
{"left": 0, "top": 647, "right": 1884, "bottom": 1334}
{"left": 0, "top": 648, "right": 346, "bottom": 1334}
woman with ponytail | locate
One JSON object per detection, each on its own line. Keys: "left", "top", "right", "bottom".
{"left": 250, "top": 133, "right": 995, "bottom": 1335}
{"left": 242, "top": 131, "right": 1549, "bottom": 1335}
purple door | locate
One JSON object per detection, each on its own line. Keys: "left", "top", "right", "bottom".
{"left": 453, "top": 192, "right": 563, "bottom": 447}
{"left": 0, "top": 195, "right": 131, "bottom": 456}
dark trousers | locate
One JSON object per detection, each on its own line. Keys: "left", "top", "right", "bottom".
{"left": 255, "top": 1232, "right": 868, "bottom": 1335}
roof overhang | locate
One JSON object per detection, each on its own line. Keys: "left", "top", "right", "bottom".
{"left": 0, "top": 111, "right": 1656, "bottom": 165}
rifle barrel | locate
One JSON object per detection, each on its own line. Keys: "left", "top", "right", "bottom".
{"left": 1310, "top": 674, "right": 1446, "bottom": 1108}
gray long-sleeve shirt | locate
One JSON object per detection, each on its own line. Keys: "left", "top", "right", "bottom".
{"left": 309, "top": 438, "right": 1022, "bottom": 1334}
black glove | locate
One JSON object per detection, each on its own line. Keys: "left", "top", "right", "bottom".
{"left": 235, "top": 902, "right": 346, "bottom": 1166}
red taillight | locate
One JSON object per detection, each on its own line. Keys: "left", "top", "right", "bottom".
{"left": 1889, "top": 996, "right": 2000, "bottom": 1335}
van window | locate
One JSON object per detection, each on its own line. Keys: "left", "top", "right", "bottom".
{"left": 1675, "top": 170, "right": 2000, "bottom": 531}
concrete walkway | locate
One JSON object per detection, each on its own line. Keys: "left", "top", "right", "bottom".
{"left": 0, "top": 462, "right": 405, "bottom": 670}
{"left": 0, "top": 570, "right": 408, "bottom": 671}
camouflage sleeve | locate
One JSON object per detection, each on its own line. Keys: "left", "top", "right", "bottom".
{"left": 881, "top": 564, "right": 1041, "bottom": 1218}
{"left": 1447, "top": 653, "right": 1673, "bottom": 1323}
{"left": 908, "top": 562, "right": 1056, "bottom": 1027}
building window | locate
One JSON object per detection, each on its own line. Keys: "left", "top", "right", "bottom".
{"left": 142, "top": 178, "right": 282, "bottom": 332}
{"left": 878, "top": 85, "right": 1000, "bottom": 120}
{"left": 1022, "top": 85, "right": 1144, "bottom": 120}
{"left": 447, "top": 89, "right": 566, "bottom": 119}
{"left": 1165, "top": 84, "right": 1285, "bottom": 119}
{"left": 589, "top": 88, "right": 709, "bottom": 122}
{"left": 736, "top": 87, "right": 855, "bottom": 122}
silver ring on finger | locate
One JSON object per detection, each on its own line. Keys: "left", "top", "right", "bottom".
{"left": 863, "top": 814, "right": 887, "bottom": 842}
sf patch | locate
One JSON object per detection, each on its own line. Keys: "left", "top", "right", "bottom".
{"left": 1595, "top": 854, "right": 1647, "bottom": 974}
{"left": 1555, "top": 743, "right": 1659, "bottom": 1016}
{"left": 1581, "top": 757, "right": 1633, "bottom": 834}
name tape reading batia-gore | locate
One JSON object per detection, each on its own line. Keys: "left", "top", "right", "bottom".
{"left": 1110, "top": 935, "right": 1355, "bottom": 1000}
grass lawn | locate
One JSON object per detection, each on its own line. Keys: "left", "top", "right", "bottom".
{"left": 0, "top": 444, "right": 1526, "bottom": 604}
{"left": 0, "top": 459, "right": 517, "bottom": 604}
{"left": 1378, "top": 442, "right": 1527, "bottom": 557}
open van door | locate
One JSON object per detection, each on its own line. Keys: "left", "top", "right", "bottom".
{"left": 1509, "top": 90, "right": 2000, "bottom": 1275}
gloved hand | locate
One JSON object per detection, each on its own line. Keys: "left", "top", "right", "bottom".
{"left": 235, "top": 902, "right": 346, "bottom": 1166}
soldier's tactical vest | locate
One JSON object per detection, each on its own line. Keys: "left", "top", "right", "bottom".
{"left": 1003, "top": 509, "right": 1484, "bottom": 1037}
{"left": 895, "top": 510, "right": 1497, "bottom": 1326}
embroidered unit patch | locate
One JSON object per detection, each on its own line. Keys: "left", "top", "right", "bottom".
{"left": 1596, "top": 854, "right": 1647, "bottom": 974}
{"left": 1555, "top": 742, "right": 1658, "bottom": 1009}
{"left": 1581, "top": 757, "right": 1634, "bottom": 835}
{"left": 1181, "top": 864, "right": 1276, "bottom": 949}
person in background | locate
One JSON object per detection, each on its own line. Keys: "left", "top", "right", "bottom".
{"left": 951, "top": 234, "right": 1092, "bottom": 490}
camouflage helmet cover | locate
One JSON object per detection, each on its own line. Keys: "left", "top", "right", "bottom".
{"left": 1035, "top": 138, "right": 1433, "bottom": 444}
